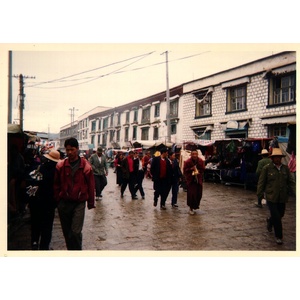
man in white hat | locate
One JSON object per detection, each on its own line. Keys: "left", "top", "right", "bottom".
{"left": 257, "top": 148, "right": 296, "bottom": 245}
{"left": 255, "top": 149, "right": 272, "bottom": 208}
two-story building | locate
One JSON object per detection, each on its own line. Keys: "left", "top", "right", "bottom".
{"left": 181, "top": 51, "right": 296, "bottom": 142}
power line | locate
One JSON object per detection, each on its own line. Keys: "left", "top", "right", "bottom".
{"left": 26, "top": 51, "right": 155, "bottom": 88}
{"left": 25, "top": 50, "right": 210, "bottom": 90}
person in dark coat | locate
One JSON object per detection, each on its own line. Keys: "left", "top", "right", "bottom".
{"left": 150, "top": 148, "right": 172, "bottom": 210}
{"left": 27, "top": 149, "right": 60, "bottom": 250}
{"left": 257, "top": 148, "right": 296, "bottom": 245}
{"left": 169, "top": 151, "right": 183, "bottom": 208}
{"left": 114, "top": 152, "right": 124, "bottom": 186}
{"left": 183, "top": 150, "right": 205, "bottom": 215}
{"left": 120, "top": 151, "right": 138, "bottom": 199}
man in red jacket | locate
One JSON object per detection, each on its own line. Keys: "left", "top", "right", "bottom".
{"left": 54, "top": 138, "right": 95, "bottom": 250}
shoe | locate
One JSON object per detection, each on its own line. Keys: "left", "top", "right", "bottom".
{"left": 99, "top": 194, "right": 102, "bottom": 198}
{"left": 142, "top": 196, "right": 145, "bottom": 199}
{"left": 95, "top": 197, "right": 99, "bottom": 201}
{"left": 189, "top": 209, "right": 195, "bottom": 215}
{"left": 172, "top": 204, "right": 178, "bottom": 208}
{"left": 255, "top": 203, "right": 263, "bottom": 208}
{"left": 132, "top": 196, "right": 138, "bottom": 200}
{"left": 153, "top": 200, "right": 158, "bottom": 207}
{"left": 160, "top": 205, "right": 166, "bottom": 210}
{"left": 266, "top": 217, "right": 272, "bottom": 232}
{"left": 32, "top": 242, "right": 38, "bottom": 250}
{"left": 276, "top": 238, "right": 283, "bottom": 245}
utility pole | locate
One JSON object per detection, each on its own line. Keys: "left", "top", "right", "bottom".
{"left": 69, "top": 107, "right": 78, "bottom": 138}
{"left": 161, "top": 51, "right": 171, "bottom": 143}
{"left": 8, "top": 51, "right": 12, "bottom": 124}
{"left": 13, "top": 74, "right": 35, "bottom": 131}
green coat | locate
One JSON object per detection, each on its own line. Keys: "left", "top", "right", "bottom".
{"left": 257, "top": 163, "right": 296, "bottom": 203}
{"left": 256, "top": 157, "right": 272, "bottom": 178}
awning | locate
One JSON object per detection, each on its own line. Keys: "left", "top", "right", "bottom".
{"left": 261, "top": 115, "right": 296, "bottom": 125}
{"left": 221, "top": 76, "right": 250, "bottom": 88}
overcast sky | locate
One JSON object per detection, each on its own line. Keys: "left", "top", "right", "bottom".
{"left": 4, "top": 43, "right": 293, "bottom": 133}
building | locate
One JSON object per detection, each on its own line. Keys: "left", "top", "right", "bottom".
{"left": 59, "top": 51, "right": 296, "bottom": 152}
{"left": 181, "top": 51, "right": 296, "bottom": 142}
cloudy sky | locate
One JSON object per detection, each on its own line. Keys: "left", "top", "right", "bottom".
{"left": 3, "top": 43, "right": 294, "bottom": 133}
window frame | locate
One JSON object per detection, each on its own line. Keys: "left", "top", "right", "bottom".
{"left": 226, "top": 84, "right": 247, "bottom": 113}
{"left": 268, "top": 72, "right": 296, "bottom": 107}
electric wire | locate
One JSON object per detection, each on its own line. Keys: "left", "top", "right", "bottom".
{"left": 24, "top": 51, "right": 210, "bottom": 90}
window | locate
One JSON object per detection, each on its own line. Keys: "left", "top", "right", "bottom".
{"left": 170, "top": 99, "right": 178, "bottom": 117}
{"left": 110, "top": 114, "right": 114, "bottom": 127}
{"left": 97, "top": 134, "right": 101, "bottom": 146}
{"left": 171, "top": 124, "right": 177, "bottom": 135}
{"left": 269, "top": 125, "right": 287, "bottom": 137}
{"left": 132, "top": 126, "right": 137, "bottom": 140}
{"left": 269, "top": 73, "right": 295, "bottom": 105}
{"left": 195, "top": 90, "right": 212, "bottom": 117}
{"left": 124, "top": 128, "right": 129, "bottom": 142}
{"left": 103, "top": 117, "right": 108, "bottom": 130}
{"left": 117, "top": 114, "right": 121, "bottom": 126}
{"left": 109, "top": 130, "right": 114, "bottom": 142}
{"left": 194, "top": 128, "right": 211, "bottom": 140}
{"left": 98, "top": 119, "right": 101, "bottom": 130}
{"left": 142, "top": 107, "right": 150, "bottom": 123}
{"left": 116, "top": 130, "right": 120, "bottom": 142}
{"left": 126, "top": 112, "right": 130, "bottom": 123}
{"left": 91, "top": 135, "right": 95, "bottom": 146}
{"left": 227, "top": 85, "right": 247, "bottom": 112}
{"left": 153, "top": 127, "right": 159, "bottom": 140}
{"left": 91, "top": 121, "right": 96, "bottom": 131}
{"left": 154, "top": 103, "right": 160, "bottom": 117}
{"left": 102, "top": 133, "right": 107, "bottom": 146}
{"left": 133, "top": 110, "right": 138, "bottom": 122}
{"left": 141, "top": 128, "right": 149, "bottom": 140}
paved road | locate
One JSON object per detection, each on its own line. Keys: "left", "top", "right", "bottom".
{"left": 7, "top": 169, "right": 296, "bottom": 253}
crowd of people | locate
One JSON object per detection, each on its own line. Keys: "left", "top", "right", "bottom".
{"left": 8, "top": 137, "right": 296, "bottom": 250}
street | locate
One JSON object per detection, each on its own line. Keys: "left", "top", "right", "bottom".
{"left": 7, "top": 169, "right": 296, "bottom": 253}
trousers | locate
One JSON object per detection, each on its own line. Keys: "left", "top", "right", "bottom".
{"left": 58, "top": 200, "right": 86, "bottom": 250}
{"left": 267, "top": 201, "right": 286, "bottom": 239}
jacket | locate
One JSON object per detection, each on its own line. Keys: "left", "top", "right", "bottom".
{"left": 257, "top": 163, "right": 296, "bottom": 203}
{"left": 150, "top": 156, "right": 172, "bottom": 183}
{"left": 89, "top": 153, "right": 108, "bottom": 176}
{"left": 255, "top": 157, "right": 272, "bottom": 178}
{"left": 54, "top": 157, "right": 95, "bottom": 209}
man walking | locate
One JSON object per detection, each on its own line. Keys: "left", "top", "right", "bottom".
{"left": 89, "top": 147, "right": 108, "bottom": 200}
{"left": 54, "top": 138, "right": 95, "bottom": 250}
{"left": 150, "top": 148, "right": 172, "bottom": 210}
{"left": 183, "top": 150, "right": 205, "bottom": 215}
{"left": 120, "top": 151, "right": 138, "bottom": 199}
{"left": 257, "top": 148, "right": 296, "bottom": 245}
{"left": 255, "top": 148, "right": 272, "bottom": 208}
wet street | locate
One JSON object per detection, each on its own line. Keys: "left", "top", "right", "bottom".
{"left": 7, "top": 169, "right": 296, "bottom": 253}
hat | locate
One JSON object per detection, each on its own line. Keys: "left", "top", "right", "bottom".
{"left": 259, "top": 149, "right": 269, "bottom": 155}
{"left": 44, "top": 150, "right": 60, "bottom": 162}
{"left": 154, "top": 151, "right": 161, "bottom": 157}
{"left": 97, "top": 147, "right": 103, "bottom": 152}
{"left": 269, "top": 148, "right": 285, "bottom": 157}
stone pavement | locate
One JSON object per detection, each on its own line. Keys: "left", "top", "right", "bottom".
{"left": 7, "top": 169, "right": 296, "bottom": 253}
